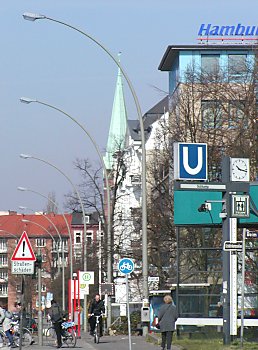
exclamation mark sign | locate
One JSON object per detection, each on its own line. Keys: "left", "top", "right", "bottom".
{"left": 22, "top": 241, "right": 25, "bottom": 257}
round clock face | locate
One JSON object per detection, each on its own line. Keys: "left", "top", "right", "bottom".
{"left": 231, "top": 158, "right": 249, "bottom": 181}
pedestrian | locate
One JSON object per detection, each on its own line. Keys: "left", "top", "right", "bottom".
{"left": 158, "top": 295, "right": 177, "bottom": 350}
{"left": 0, "top": 304, "right": 16, "bottom": 348}
{"left": 49, "top": 300, "right": 64, "bottom": 348}
{"left": 88, "top": 294, "right": 105, "bottom": 336}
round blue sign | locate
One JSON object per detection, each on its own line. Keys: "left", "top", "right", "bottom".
{"left": 118, "top": 258, "right": 134, "bottom": 275}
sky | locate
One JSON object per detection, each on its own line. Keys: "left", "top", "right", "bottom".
{"left": 0, "top": 0, "right": 257, "bottom": 213}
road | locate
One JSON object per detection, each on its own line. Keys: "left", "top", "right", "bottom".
{"left": 12, "top": 333, "right": 180, "bottom": 350}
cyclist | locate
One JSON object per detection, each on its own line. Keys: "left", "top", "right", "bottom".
{"left": 49, "top": 300, "right": 64, "bottom": 348}
{"left": 88, "top": 294, "right": 105, "bottom": 337}
{"left": 0, "top": 305, "right": 16, "bottom": 348}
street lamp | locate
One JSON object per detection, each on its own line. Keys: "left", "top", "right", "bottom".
{"left": 22, "top": 13, "right": 148, "bottom": 304}
{"left": 18, "top": 154, "right": 89, "bottom": 327}
{"left": 17, "top": 186, "right": 74, "bottom": 316}
{"left": 22, "top": 217, "right": 59, "bottom": 346}
{"left": 20, "top": 97, "right": 112, "bottom": 328}
{"left": 19, "top": 153, "right": 87, "bottom": 271}
{"left": 19, "top": 206, "right": 65, "bottom": 310}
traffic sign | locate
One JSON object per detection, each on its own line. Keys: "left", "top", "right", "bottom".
{"left": 11, "top": 231, "right": 36, "bottom": 261}
{"left": 118, "top": 258, "right": 134, "bottom": 275}
{"left": 223, "top": 241, "right": 243, "bottom": 251}
{"left": 100, "top": 283, "right": 115, "bottom": 296}
{"left": 11, "top": 261, "right": 34, "bottom": 274}
{"left": 246, "top": 231, "right": 258, "bottom": 239}
{"left": 231, "top": 195, "right": 250, "bottom": 218}
{"left": 79, "top": 271, "right": 94, "bottom": 285}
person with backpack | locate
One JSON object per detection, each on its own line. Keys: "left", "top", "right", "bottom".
{"left": 49, "top": 300, "right": 64, "bottom": 348}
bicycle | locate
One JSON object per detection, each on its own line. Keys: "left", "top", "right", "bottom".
{"left": 0, "top": 322, "right": 32, "bottom": 348}
{"left": 45, "top": 321, "right": 77, "bottom": 347}
{"left": 91, "top": 314, "right": 103, "bottom": 344}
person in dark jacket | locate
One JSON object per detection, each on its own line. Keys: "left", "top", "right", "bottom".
{"left": 49, "top": 300, "right": 63, "bottom": 348}
{"left": 158, "top": 295, "right": 177, "bottom": 350}
{"left": 88, "top": 294, "right": 105, "bottom": 336}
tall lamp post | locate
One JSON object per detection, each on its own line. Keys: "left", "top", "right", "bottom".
{"left": 19, "top": 154, "right": 89, "bottom": 328}
{"left": 19, "top": 207, "right": 65, "bottom": 310}
{"left": 21, "top": 218, "right": 59, "bottom": 347}
{"left": 20, "top": 97, "right": 112, "bottom": 327}
{"left": 22, "top": 13, "right": 149, "bottom": 307}
{"left": 17, "top": 186, "right": 74, "bottom": 317}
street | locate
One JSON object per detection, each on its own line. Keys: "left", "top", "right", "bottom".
{"left": 10, "top": 333, "right": 180, "bottom": 350}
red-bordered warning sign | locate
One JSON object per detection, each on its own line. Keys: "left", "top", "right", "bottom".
{"left": 11, "top": 231, "right": 36, "bottom": 261}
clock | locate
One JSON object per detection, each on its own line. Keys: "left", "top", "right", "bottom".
{"left": 230, "top": 158, "right": 250, "bottom": 182}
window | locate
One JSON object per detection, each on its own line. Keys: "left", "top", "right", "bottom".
{"left": 228, "top": 101, "right": 247, "bottom": 128}
{"left": 74, "top": 231, "right": 82, "bottom": 245}
{"left": 36, "top": 238, "right": 46, "bottom": 247}
{"left": 201, "top": 101, "right": 223, "bottom": 129}
{"left": 84, "top": 215, "right": 90, "bottom": 224}
{"left": 87, "top": 231, "right": 93, "bottom": 245}
{"left": 0, "top": 284, "right": 8, "bottom": 295}
{"left": 0, "top": 239, "right": 7, "bottom": 251}
{"left": 36, "top": 284, "right": 47, "bottom": 292}
{"left": 228, "top": 54, "right": 247, "bottom": 80}
{"left": 0, "top": 271, "right": 8, "bottom": 281}
{"left": 201, "top": 54, "right": 220, "bottom": 74}
{"left": 0, "top": 255, "right": 8, "bottom": 266}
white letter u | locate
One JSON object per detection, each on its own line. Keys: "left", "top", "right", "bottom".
{"left": 183, "top": 146, "right": 203, "bottom": 175}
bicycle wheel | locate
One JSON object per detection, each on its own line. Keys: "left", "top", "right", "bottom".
{"left": 22, "top": 328, "right": 33, "bottom": 347}
{"left": 45, "top": 326, "right": 57, "bottom": 346}
{"left": 63, "top": 328, "right": 77, "bottom": 348}
{"left": 94, "top": 324, "right": 99, "bottom": 344}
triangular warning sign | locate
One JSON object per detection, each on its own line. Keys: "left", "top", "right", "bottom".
{"left": 11, "top": 231, "right": 36, "bottom": 261}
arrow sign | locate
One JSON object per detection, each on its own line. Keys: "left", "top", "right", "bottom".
{"left": 223, "top": 241, "right": 242, "bottom": 251}
{"left": 11, "top": 231, "right": 36, "bottom": 261}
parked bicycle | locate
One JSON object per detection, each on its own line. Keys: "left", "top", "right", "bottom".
{"left": 45, "top": 321, "right": 77, "bottom": 348}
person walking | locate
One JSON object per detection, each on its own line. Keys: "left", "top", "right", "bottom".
{"left": 49, "top": 300, "right": 63, "bottom": 348}
{"left": 88, "top": 294, "right": 105, "bottom": 336}
{"left": 158, "top": 295, "right": 177, "bottom": 350}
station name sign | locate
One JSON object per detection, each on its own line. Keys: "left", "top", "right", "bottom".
{"left": 198, "top": 23, "right": 258, "bottom": 37}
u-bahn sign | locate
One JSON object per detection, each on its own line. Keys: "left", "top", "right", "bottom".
{"left": 174, "top": 143, "right": 207, "bottom": 181}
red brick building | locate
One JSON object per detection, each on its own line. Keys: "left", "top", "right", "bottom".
{"left": 0, "top": 211, "right": 101, "bottom": 312}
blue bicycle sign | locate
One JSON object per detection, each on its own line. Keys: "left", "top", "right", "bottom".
{"left": 118, "top": 258, "right": 134, "bottom": 275}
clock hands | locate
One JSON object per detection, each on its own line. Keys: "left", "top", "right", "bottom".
{"left": 236, "top": 165, "right": 247, "bottom": 173}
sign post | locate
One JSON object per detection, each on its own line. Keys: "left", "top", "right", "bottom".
{"left": 118, "top": 258, "right": 134, "bottom": 350}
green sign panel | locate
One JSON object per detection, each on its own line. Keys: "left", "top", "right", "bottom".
{"left": 174, "top": 184, "right": 258, "bottom": 226}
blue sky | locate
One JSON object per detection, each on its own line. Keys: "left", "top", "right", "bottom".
{"left": 1, "top": 0, "right": 257, "bottom": 212}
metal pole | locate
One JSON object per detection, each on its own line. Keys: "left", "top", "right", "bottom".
{"left": 62, "top": 241, "right": 65, "bottom": 311}
{"left": 19, "top": 275, "right": 25, "bottom": 350}
{"left": 240, "top": 228, "right": 246, "bottom": 347}
{"left": 126, "top": 275, "right": 132, "bottom": 350}
{"left": 22, "top": 13, "right": 148, "bottom": 324}
{"left": 38, "top": 249, "right": 43, "bottom": 346}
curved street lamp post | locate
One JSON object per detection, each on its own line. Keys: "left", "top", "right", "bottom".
{"left": 19, "top": 206, "right": 65, "bottom": 310}
{"left": 22, "top": 218, "right": 59, "bottom": 347}
{"left": 19, "top": 155, "right": 88, "bottom": 328}
{"left": 22, "top": 13, "right": 149, "bottom": 313}
{"left": 17, "top": 186, "right": 74, "bottom": 317}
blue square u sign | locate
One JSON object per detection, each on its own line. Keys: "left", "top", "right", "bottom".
{"left": 174, "top": 143, "right": 207, "bottom": 180}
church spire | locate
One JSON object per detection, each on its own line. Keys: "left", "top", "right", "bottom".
{"left": 104, "top": 53, "right": 127, "bottom": 170}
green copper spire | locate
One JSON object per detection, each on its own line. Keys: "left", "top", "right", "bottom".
{"left": 104, "top": 54, "right": 127, "bottom": 170}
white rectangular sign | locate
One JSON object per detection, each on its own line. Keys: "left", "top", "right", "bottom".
{"left": 11, "top": 261, "right": 34, "bottom": 274}
{"left": 79, "top": 271, "right": 94, "bottom": 285}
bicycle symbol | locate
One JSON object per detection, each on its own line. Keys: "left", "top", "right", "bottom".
{"left": 118, "top": 258, "right": 134, "bottom": 274}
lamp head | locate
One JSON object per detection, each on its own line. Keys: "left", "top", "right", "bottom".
{"left": 22, "top": 12, "right": 46, "bottom": 21}
{"left": 20, "top": 154, "right": 32, "bottom": 159}
{"left": 21, "top": 219, "right": 29, "bottom": 223}
{"left": 17, "top": 187, "right": 28, "bottom": 192}
{"left": 20, "top": 97, "right": 36, "bottom": 104}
